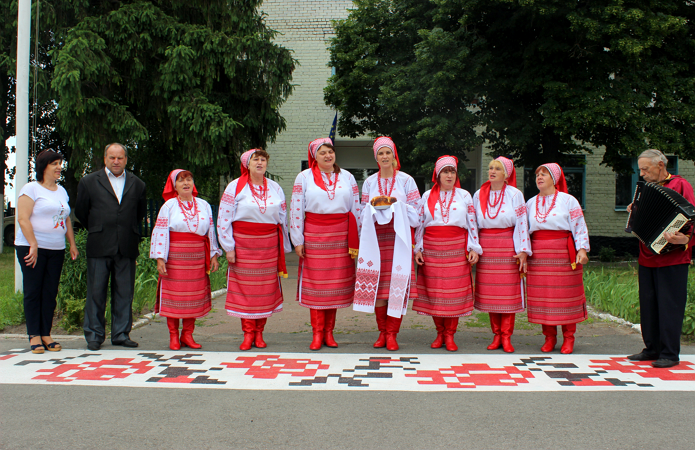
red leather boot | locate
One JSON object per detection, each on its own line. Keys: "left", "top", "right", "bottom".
{"left": 431, "top": 317, "right": 446, "bottom": 349}
{"left": 255, "top": 318, "right": 268, "bottom": 348}
{"left": 373, "top": 306, "right": 388, "bottom": 348}
{"left": 239, "top": 319, "right": 255, "bottom": 351}
{"left": 541, "top": 324, "right": 557, "bottom": 352}
{"left": 180, "top": 318, "right": 202, "bottom": 349}
{"left": 487, "top": 313, "right": 502, "bottom": 350}
{"left": 560, "top": 323, "right": 576, "bottom": 354}
{"left": 500, "top": 313, "right": 515, "bottom": 353}
{"left": 309, "top": 309, "right": 325, "bottom": 351}
{"left": 385, "top": 314, "right": 403, "bottom": 351}
{"left": 444, "top": 317, "right": 459, "bottom": 352}
{"left": 167, "top": 318, "right": 180, "bottom": 351}
{"left": 324, "top": 309, "right": 338, "bottom": 348}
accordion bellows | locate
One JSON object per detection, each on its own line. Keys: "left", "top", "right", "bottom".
{"left": 625, "top": 181, "right": 695, "bottom": 254}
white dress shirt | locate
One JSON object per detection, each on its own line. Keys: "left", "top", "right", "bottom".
{"left": 105, "top": 167, "right": 126, "bottom": 203}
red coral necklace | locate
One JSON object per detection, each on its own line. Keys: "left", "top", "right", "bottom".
{"left": 535, "top": 191, "right": 559, "bottom": 223}
{"left": 249, "top": 178, "right": 268, "bottom": 214}
{"left": 378, "top": 171, "right": 398, "bottom": 197}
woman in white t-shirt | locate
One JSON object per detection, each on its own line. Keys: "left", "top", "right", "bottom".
{"left": 15, "top": 150, "right": 79, "bottom": 353}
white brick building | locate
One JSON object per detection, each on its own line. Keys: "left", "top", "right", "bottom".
{"left": 260, "top": 0, "right": 695, "bottom": 253}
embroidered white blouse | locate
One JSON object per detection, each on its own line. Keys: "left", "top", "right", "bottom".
{"left": 526, "top": 192, "right": 590, "bottom": 251}
{"left": 414, "top": 188, "right": 483, "bottom": 255}
{"left": 289, "top": 168, "right": 362, "bottom": 246}
{"left": 216, "top": 178, "right": 291, "bottom": 253}
{"left": 361, "top": 171, "right": 421, "bottom": 228}
{"left": 473, "top": 185, "right": 532, "bottom": 256}
{"left": 149, "top": 198, "right": 222, "bottom": 262}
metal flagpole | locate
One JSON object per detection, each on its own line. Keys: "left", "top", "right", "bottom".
{"left": 15, "top": 0, "right": 31, "bottom": 292}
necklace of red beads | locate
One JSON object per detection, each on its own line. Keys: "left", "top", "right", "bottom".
{"left": 177, "top": 196, "right": 199, "bottom": 232}
{"left": 249, "top": 178, "right": 269, "bottom": 214}
{"left": 486, "top": 184, "right": 506, "bottom": 219}
{"left": 323, "top": 172, "right": 339, "bottom": 200}
{"left": 535, "top": 191, "right": 559, "bottom": 223}
{"left": 378, "top": 170, "right": 398, "bottom": 197}
{"left": 438, "top": 189, "right": 455, "bottom": 224}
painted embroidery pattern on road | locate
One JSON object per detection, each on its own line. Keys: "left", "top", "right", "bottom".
{"left": 1, "top": 350, "right": 694, "bottom": 391}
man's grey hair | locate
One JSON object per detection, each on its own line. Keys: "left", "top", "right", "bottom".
{"left": 104, "top": 142, "right": 127, "bottom": 157}
{"left": 638, "top": 149, "right": 668, "bottom": 166}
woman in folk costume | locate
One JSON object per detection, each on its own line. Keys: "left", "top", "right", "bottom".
{"left": 473, "top": 157, "right": 531, "bottom": 353}
{"left": 217, "top": 149, "right": 291, "bottom": 351}
{"left": 526, "top": 163, "right": 590, "bottom": 354}
{"left": 150, "top": 170, "right": 222, "bottom": 350}
{"left": 354, "top": 136, "right": 421, "bottom": 351}
{"left": 290, "top": 138, "right": 362, "bottom": 350}
{"left": 413, "top": 156, "right": 482, "bottom": 351}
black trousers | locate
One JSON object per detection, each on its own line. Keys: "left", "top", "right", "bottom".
{"left": 638, "top": 264, "right": 689, "bottom": 361}
{"left": 83, "top": 254, "right": 136, "bottom": 344}
{"left": 16, "top": 246, "right": 65, "bottom": 337}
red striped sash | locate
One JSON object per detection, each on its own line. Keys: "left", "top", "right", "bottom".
{"left": 305, "top": 212, "right": 359, "bottom": 258}
{"left": 233, "top": 221, "right": 287, "bottom": 277}
{"left": 170, "top": 231, "right": 210, "bottom": 272}
{"left": 531, "top": 230, "right": 577, "bottom": 270}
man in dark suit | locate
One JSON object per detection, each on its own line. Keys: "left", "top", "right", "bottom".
{"left": 76, "top": 143, "right": 147, "bottom": 350}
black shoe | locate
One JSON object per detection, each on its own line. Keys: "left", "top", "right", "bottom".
{"left": 112, "top": 339, "right": 139, "bottom": 348}
{"left": 87, "top": 342, "right": 101, "bottom": 351}
{"left": 652, "top": 359, "right": 679, "bottom": 368}
{"left": 627, "top": 351, "right": 658, "bottom": 361}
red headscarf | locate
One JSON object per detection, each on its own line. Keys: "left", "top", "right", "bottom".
{"left": 162, "top": 169, "right": 199, "bottom": 201}
{"left": 428, "top": 155, "right": 460, "bottom": 218}
{"left": 373, "top": 137, "right": 401, "bottom": 172}
{"left": 307, "top": 138, "right": 334, "bottom": 191}
{"left": 538, "top": 163, "right": 568, "bottom": 193}
{"left": 235, "top": 149, "right": 263, "bottom": 198}
{"left": 479, "top": 156, "right": 517, "bottom": 219}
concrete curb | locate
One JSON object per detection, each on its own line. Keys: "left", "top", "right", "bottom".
{"left": 1, "top": 288, "right": 229, "bottom": 341}
{"left": 587, "top": 305, "right": 641, "bottom": 333}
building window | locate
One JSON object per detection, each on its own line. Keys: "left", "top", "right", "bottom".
{"left": 524, "top": 156, "right": 586, "bottom": 208}
{"left": 615, "top": 156, "right": 678, "bottom": 210}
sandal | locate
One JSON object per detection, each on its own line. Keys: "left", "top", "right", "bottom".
{"left": 42, "top": 341, "right": 62, "bottom": 352}
{"left": 29, "top": 336, "right": 44, "bottom": 354}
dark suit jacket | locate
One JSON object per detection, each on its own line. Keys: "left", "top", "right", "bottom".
{"left": 75, "top": 169, "right": 147, "bottom": 259}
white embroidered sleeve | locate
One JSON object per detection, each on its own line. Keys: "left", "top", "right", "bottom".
{"left": 206, "top": 202, "right": 222, "bottom": 259}
{"left": 150, "top": 203, "right": 171, "bottom": 262}
{"left": 405, "top": 176, "right": 422, "bottom": 228}
{"left": 349, "top": 172, "right": 363, "bottom": 235}
{"left": 289, "top": 173, "right": 306, "bottom": 246}
{"left": 568, "top": 196, "right": 590, "bottom": 251}
{"left": 414, "top": 193, "right": 428, "bottom": 254}
{"left": 512, "top": 192, "right": 532, "bottom": 256}
{"left": 464, "top": 193, "right": 483, "bottom": 255}
{"left": 217, "top": 180, "right": 238, "bottom": 251}
{"left": 277, "top": 185, "right": 292, "bottom": 253}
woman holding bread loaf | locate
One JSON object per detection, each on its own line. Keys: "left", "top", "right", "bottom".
{"left": 353, "top": 137, "right": 421, "bottom": 351}
{"left": 413, "top": 156, "right": 481, "bottom": 351}
{"left": 289, "top": 138, "right": 362, "bottom": 350}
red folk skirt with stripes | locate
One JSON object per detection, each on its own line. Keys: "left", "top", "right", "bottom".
{"left": 526, "top": 230, "right": 587, "bottom": 325}
{"left": 225, "top": 221, "right": 284, "bottom": 319}
{"left": 156, "top": 232, "right": 212, "bottom": 319}
{"left": 474, "top": 227, "right": 524, "bottom": 314}
{"left": 412, "top": 226, "right": 473, "bottom": 317}
{"left": 297, "top": 212, "right": 356, "bottom": 309}
{"left": 375, "top": 220, "right": 417, "bottom": 302}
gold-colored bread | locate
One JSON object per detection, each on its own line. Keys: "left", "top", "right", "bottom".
{"left": 370, "top": 196, "right": 398, "bottom": 207}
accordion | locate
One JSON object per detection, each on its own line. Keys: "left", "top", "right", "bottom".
{"left": 625, "top": 181, "right": 695, "bottom": 254}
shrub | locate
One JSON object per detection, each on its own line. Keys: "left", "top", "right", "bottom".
{"left": 598, "top": 246, "right": 616, "bottom": 262}
{"left": 0, "top": 291, "right": 25, "bottom": 331}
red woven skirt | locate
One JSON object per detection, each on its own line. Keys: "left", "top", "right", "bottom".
{"left": 474, "top": 227, "right": 524, "bottom": 314}
{"left": 375, "top": 220, "right": 417, "bottom": 302}
{"left": 297, "top": 212, "right": 356, "bottom": 309}
{"left": 156, "top": 232, "right": 211, "bottom": 319}
{"left": 225, "top": 221, "right": 284, "bottom": 319}
{"left": 412, "top": 226, "right": 472, "bottom": 317}
{"left": 527, "top": 230, "right": 587, "bottom": 325}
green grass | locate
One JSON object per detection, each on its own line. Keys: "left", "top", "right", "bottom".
{"left": 0, "top": 247, "right": 25, "bottom": 331}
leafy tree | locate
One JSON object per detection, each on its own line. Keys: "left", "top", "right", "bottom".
{"left": 326, "top": 0, "right": 695, "bottom": 176}
{"left": 51, "top": 0, "right": 295, "bottom": 198}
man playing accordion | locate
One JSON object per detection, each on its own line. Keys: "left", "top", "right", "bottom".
{"left": 627, "top": 149, "right": 695, "bottom": 368}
